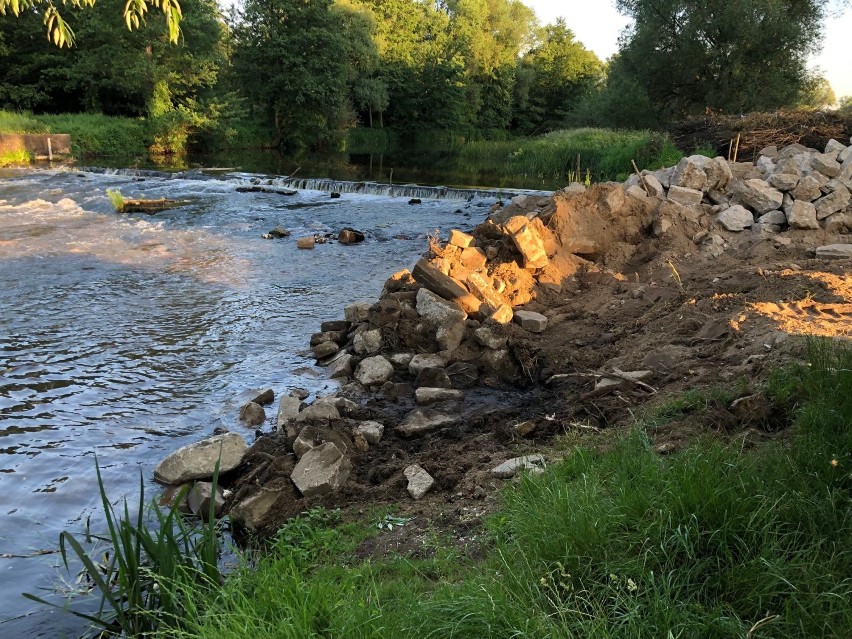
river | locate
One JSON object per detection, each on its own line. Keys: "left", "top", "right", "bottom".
{"left": 0, "top": 166, "right": 506, "bottom": 636}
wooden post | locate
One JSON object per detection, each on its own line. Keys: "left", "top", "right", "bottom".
{"left": 47, "top": 137, "right": 53, "bottom": 162}
{"left": 727, "top": 139, "right": 733, "bottom": 162}
{"left": 631, "top": 159, "right": 651, "bottom": 193}
{"left": 732, "top": 133, "right": 741, "bottom": 163}
{"left": 576, "top": 153, "right": 581, "bottom": 178}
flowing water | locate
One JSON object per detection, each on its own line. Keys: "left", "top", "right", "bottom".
{"left": 0, "top": 167, "right": 508, "bottom": 636}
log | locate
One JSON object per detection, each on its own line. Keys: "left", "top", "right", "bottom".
{"left": 235, "top": 186, "right": 297, "bottom": 195}
{"left": 119, "top": 198, "right": 194, "bottom": 213}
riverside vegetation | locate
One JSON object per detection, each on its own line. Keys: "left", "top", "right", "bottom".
{"left": 36, "top": 339, "right": 851, "bottom": 638}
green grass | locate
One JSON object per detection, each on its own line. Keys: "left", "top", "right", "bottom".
{"left": 106, "top": 189, "right": 126, "bottom": 212}
{"left": 0, "top": 149, "right": 34, "bottom": 167}
{"left": 0, "top": 110, "right": 49, "bottom": 134}
{"left": 156, "top": 338, "right": 851, "bottom": 639}
{"left": 459, "top": 128, "right": 686, "bottom": 184}
{"left": 33, "top": 113, "right": 149, "bottom": 158}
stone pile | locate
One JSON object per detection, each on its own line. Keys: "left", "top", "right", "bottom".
{"left": 625, "top": 138, "right": 852, "bottom": 235}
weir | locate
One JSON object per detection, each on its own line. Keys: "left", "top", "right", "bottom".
{"left": 79, "top": 167, "right": 553, "bottom": 201}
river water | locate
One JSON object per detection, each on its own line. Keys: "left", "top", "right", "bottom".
{"left": 0, "top": 167, "right": 500, "bottom": 636}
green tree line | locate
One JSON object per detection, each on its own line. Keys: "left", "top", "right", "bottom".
{"left": 0, "top": 0, "right": 843, "bottom": 153}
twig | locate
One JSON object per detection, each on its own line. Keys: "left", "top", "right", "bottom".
{"left": 631, "top": 159, "right": 651, "bottom": 193}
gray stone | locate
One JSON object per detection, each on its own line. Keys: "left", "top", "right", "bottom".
{"left": 773, "top": 157, "right": 802, "bottom": 176}
{"left": 811, "top": 152, "right": 841, "bottom": 178}
{"left": 239, "top": 401, "right": 266, "bottom": 426}
{"left": 785, "top": 200, "right": 819, "bottom": 230}
{"left": 312, "top": 340, "right": 340, "bottom": 359}
{"left": 397, "top": 409, "right": 456, "bottom": 437}
{"left": 768, "top": 172, "right": 799, "bottom": 191}
{"left": 759, "top": 145, "right": 779, "bottom": 159}
{"left": 667, "top": 185, "right": 704, "bottom": 206}
{"left": 404, "top": 464, "right": 435, "bottom": 500}
{"left": 825, "top": 139, "right": 846, "bottom": 157}
{"left": 757, "top": 210, "right": 787, "bottom": 225}
{"left": 732, "top": 179, "right": 784, "bottom": 214}
{"left": 409, "top": 353, "right": 449, "bottom": 375}
{"left": 778, "top": 143, "right": 809, "bottom": 160}
{"left": 389, "top": 352, "right": 414, "bottom": 368}
{"left": 415, "top": 387, "right": 464, "bottom": 405}
{"left": 289, "top": 388, "right": 310, "bottom": 400}
{"left": 814, "top": 185, "right": 850, "bottom": 220}
{"left": 154, "top": 432, "right": 247, "bottom": 485}
{"left": 310, "top": 331, "right": 346, "bottom": 346}
{"left": 354, "top": 421, "right": 384, "bottom": 445}
{"left": 670, "top": 155, "right": 708, "bottom": 191}
{"left": 823, "top": 212, "right": 851, "bottom": 233}
{"left": 492, "top": 454, "right": 546, "bottom": 479}
{"left": 290, "top": 442, "right": 351, "bottom": 497}
{"left": 446, "top": 361, "right": 479, "bottom": 389}
{"left": 276, "top": 395, "right": 301, "bottom": 433}
{"left": 626, "top": 184, "right": 650, "bottom": 201}
{"left": 354, "top": 355, "right": 394, "bottom": 387}
{"left": 411, "top": 258, "right": 482, "bottom": 316}
{"left": 653, "top": 217, "right": 672, "bottom": 237}
{"left": 416, "top": 287, "right": 467, "bottom": 324}
{"left": 415, "top": 366, "right": 452, "bottom": 389}
{"left": 292, "top": 423, "right": 351, "bottom": 459}
{"left": 328, "top": 353, "right": 353, "bottom": 379}
{"left": 513, "top": 310, "right": 548, "bottom": 333}
{"left": 295, "top": 399, "right": 340, "bottom": 423}
{"left": 791, "top": 174, "right": 823, "bottom": 201}
{"left": 755, "top": 155, "right": 775, "bottom": 176}
{"left": 436, "top": 321, "right": 466, "bottom": 352}
{"left": 717, "top": 205, "right": 754, "bottom": 231}
{"left": 344, "top": 302, "right": 371, "bottom": 323}
{"left": 706, "top": 157, "right": 733, "bottom": 191}
{"left": 248, "top": 388, "right": 274, "bottom": 405}
{"left": 320, "top": 320, "right": 350, "bottom": 332}
{"left": 652, "top": 167, "right": 673, "bottom": 188}
{"left": 840, "top": 145, "right": 852, "bottom": 165}
{"left": 815, "top": 244, "right": 852, "bottom": 259}
{"left": 474, "top": 326, "right": 507, "bottom": 350}
{"left": 640, "top": 172, "right": 665, "bottom": 197}
{"left": 353, "top": 328, "right": 382, "bottom": 355}
{"left": 186, "top": 481, "right": 225, "bottom": 520}
{"left": 230, "top": 489, "right": 290, "bottom": 531}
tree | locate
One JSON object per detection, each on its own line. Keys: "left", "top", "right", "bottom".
{"left": 0, "top": 0, "right": 181, "bottom": 47}
{"left": 611, "top": 0, "right": 830, "bottom": 121}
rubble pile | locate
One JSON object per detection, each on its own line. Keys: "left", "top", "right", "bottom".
{"left": 154, "top": 138, "right": 852, "bottom": 535}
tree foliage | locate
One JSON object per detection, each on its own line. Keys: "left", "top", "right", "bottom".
{"left": 0, "top": 0, "right": 181, "bottom": 47}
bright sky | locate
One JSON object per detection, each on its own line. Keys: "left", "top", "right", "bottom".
{"left": 525, "top": 0, "right": 852, "bottom": 101}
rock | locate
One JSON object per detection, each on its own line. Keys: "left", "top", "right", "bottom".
{"left": 513, "top": 310, "right": 548, "bottom": 333}
{"left": 354, "top": 421, "right": 384, "bottom": 444}
{"left": 811, "top": 152, "right": 841, "bottom": 178}
{"left": 785, "top": 200, "right": 819, "bottom": 230}
{"left": 667, "top": 185, "right": 703, "bottom": 206}
{"left": 409, "top": 353, "right": 448, "bottom": 375}
{"left": 489, "top": 304, "right": 514, "bottom": 324}
{"left": 354, "top": 355, "right": 394, "bottom": 387}
{"left": 186, "top": 482, "right": 225, "bottom": 520}
{"left": 436, "top": 321, "right": 465, "bottom": 352}
{"left": 513, "top": 421, "right": 537, "bottom": 437}
{"left": 416, "top": 287, "right": 467, "bottom": 325}
{"left": 344, "top": 302, "right": 371, "bottom": 323}
{"left": 247, "top": 388, "right": 274, "bottom": 405}
{"left": 310, "top": 330, "right": 346, "bottom": 346}
{"left": 479, "top": 348, "right": 518, "bottom": 381}
{"left": 296, "top": 237, "right": 315, "bottom": 250}
{"left": 491, "top": 454, "right": 545, "bottom": 479}
{"left": 791, "top": 175, "right": 823, "bottom": 201}
{"left": 446, "top": 361, "right": 479, "bottom": 389}
{"left": 411, "top": 258, "right": 482, "bottom": 315}
{"left": 823, "top": 211, "right": 851, "bottom": 233}
{"left": 757, "top": 210, "right": 787, "bottom": 225}
{"left": 408, "top": 198, "right": 422, "bottom": 205}
{"left": 295, "top": 400, "right": 340, "bottom": 423}
{"left": 815, "top": 244, "right": 852, "bottom": 259}
{"left": 460, "top": 246, "right": 488, "bottom": 270}
{"left": 626, "top": 184, "right": 650, "bottom": 201}
{"left": 502, "top": 216, "right": 549, "bottom": 269}
{"left": 640, "top": 173, "right": 665, "bottom": 198}
{"left": 353, "top": 328, "right": 383, "bottom": 355}
{"left": 755, "top": 155, "right": 775, "bottom": 176}
{"left": 717, "top": 205, "right": 754, "bottom": 232}
{"left": 389, "top": 352, "right": 414, "bottom": 368}
{"left": 707, "top": 157, "right": 733, "bottom": 191}
{"left": 312, "top": 340, "right": 340, "bottom": 359}
{"left": 268, "top": 227, "right": 290, "bottom": 239}
{"left": 768, "top": 173, "right": 799, "bottom": 191}
{"left": 670, "top": 155, "right": 708, "bottom": 191}
{"left": 814, "top": 185, "right": 850, "bottom": 220}
{"left": 414, "top": 367, "right": 452, "bottom": 389}
{"left": 328, "top": 353, "right": 353, "bottom": 379}
{"left": 732, "top": 179, "right": 783, "bottom": 214}
{"left": 292, "top": 423, "right": 351, "bottom": 459}
{"left": 404, "top": 464, "right": 435, "bottom": 500}
{"left": 825, "top": 139, "right": 846, "bottom": 156}
{"left": 154, "top": 432, "right": 248, "bottom": 485}
{"left": 330, "top": 192, "right": 341, "bottom": 198}
{"left": 652, "top": 217, "right": 672, "bottom": 236}
{"left": 397, "top": 409, "right": 456, "bottom": 437}
{"left": 759, "top": 145, "right": 779, "bottom": 159}
{"left": 415, "top": 387, "right": 464, "bottom": 405}
{"left": 239, "top": 401, "right": 266, "bottom": 426}
{"left": 321, "top": 320, "right": 350, "bottom": 332}
{"left": 230, "top": 489, "right": 290, "bottom": 531}
{"left": 594, "top": 370, "right": 653, "bottom": 391}
{"left": 448, "top": 229, "right": 475, "bottom": 248}
{"left": 465, "top": 272, "right": 504, "bottom": 314}
{"left": 338, "top": 228, "right": 365, "bottom": 244}
{"left": 276, "top": 395, "right": 302, "bottom": 433}
{"left": 474, "top": 326, "right": 507, "bottom": 350}
{"left": 290, "top": 442, "right": 351, "bottom": 497}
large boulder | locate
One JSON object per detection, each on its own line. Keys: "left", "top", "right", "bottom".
{"left": 290, "top": 442, "right": 351, "bottom": 497}
{"left": 785, "top": 200, "right": 819, "bottom": 230}
{"left": 791, "top": 175, "right": 823, "bottom": 201}
{"left": 276, "top": 395, "right": 301, "bottom": 433}
{"left": 154, "top": 433, "right": 247, "bottom": 485}
{"left": 732, "top": 179, "right": 783, "bottom": 214}
{"left": 354, "top": 355, "right": 394, "bottom": 387}
{"left": 667, "top": 185, "right": 703, "bottom": 207}
{"left": 814, "top": 185, "right": 850, "bottom": 220}
{"left": 670, "top": 155, "right": 708, "bottom": 191}
{"left": 815, "top": 244, "right": 852, "bottom": 259}
{"left": 717, "top": 205, "right": 754, "bottom": 232}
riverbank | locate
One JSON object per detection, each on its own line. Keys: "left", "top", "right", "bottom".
{"left": 62, "top": 139, "right": 851, "bottom": 636}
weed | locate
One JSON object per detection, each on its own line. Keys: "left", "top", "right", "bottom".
{"left": 106, "top": 189, "right": 125, "bottom": 212}
{"left": 0, "top": 148, "right": 33, "bottom": 167}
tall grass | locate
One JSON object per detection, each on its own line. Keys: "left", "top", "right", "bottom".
{"left": 0, "top": 110, "right": 49, "bottom": 134}
{"left": 33, "top": 113, "right": 149, "bottom": 158}
{"left": 460, "top": 128, "right": 685, "bottom": 183}
{"left": 0, "top": 149, "right": 33, "bottom": 167}
{"left": 163, "top": 339, "right": 850, "bottom": 639}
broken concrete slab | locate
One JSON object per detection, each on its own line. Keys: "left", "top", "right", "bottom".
{"left": 290, "top": 442, "right": 352, "bottom": 497}
{"left": 513, "top": 310, "right": 548, "bottom": 332}
{"left": 491, "top": 454, "right": 546, "bottom": 478}
{"left": 404, "top": 464, "right": 435, "bottom": 500}
{"left": 815, "top": 244, "right": 852, "bottom": 259}
{"left": 354, "top": 420, "right": 384, "bottom": 445}
{"left": 354, "top": 355, "right": 395, "bottom": 387}
{"left": 415, "top": 387, "right": 464, "bottom": 405}
{"left": 503, "top": 215, "right": 549, "bottom": 269}
{"left": 397, "top": 409, "right": 457, "bottom": 437}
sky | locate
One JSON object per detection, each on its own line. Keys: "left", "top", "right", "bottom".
{"left": 525, "top": 0, "right": 852, "bottom": 100}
